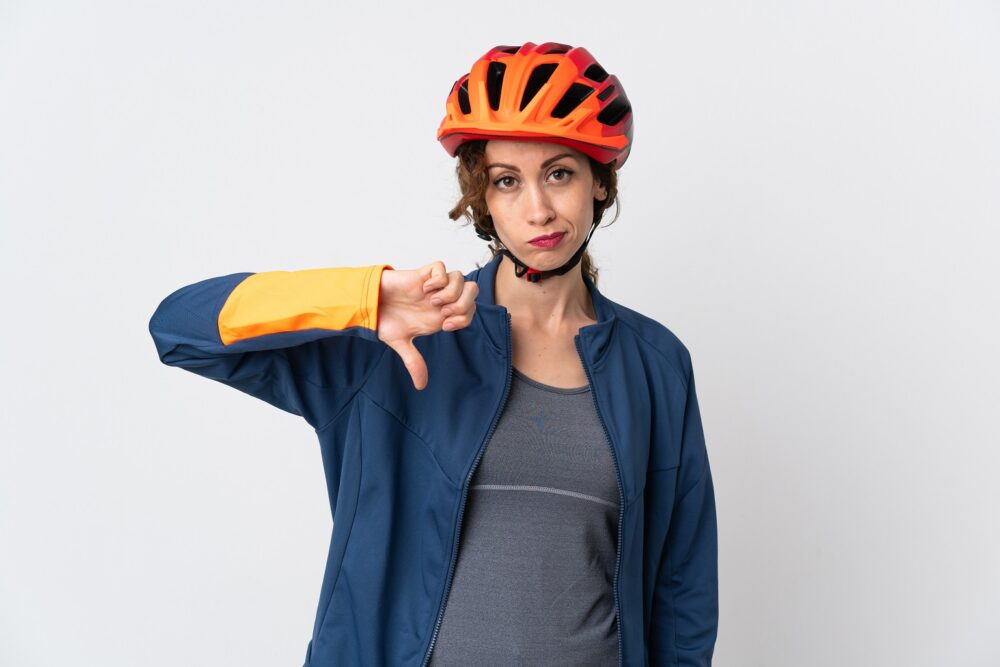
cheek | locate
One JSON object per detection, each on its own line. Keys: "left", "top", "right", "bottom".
{"left": 485, "top": 193, "right": 511, "bottom": 221}
{"left": 564, "top": 188, "right": 596, "bottom": 221}
{"left": 491, "top": 216, "right": 511, "bottom": 239}
{"left": 484, "top": 203, "right": 510, "bottom": 237}
{"left": 484, "top": 190, "right": 502, "bottom": 215}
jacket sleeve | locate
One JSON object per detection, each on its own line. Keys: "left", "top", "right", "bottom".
{"left": 148, "top": 263, "right": 394, "bottom": 430}
{"left": 649, "top": 365, "right": 719, "bottom": 666}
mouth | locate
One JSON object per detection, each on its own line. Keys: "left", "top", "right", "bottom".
{"left": 528, "top": 232, "right": 566, "bottom": 248}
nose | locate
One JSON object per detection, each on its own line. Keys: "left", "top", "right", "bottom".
{"left": 523, "top": 179, "right": 555, "bottom": 226}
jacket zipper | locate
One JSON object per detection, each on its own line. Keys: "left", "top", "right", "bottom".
{"left": 418, "top": 317, "right": 625, "bottom": 667}
{"left": 576, "top": 333, "right": 625, "bottom": 667}
{"left": 420, "top": 311, "right": 515, "bottom": 667}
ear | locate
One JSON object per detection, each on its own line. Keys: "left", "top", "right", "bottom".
{"left": 593, "top": 176, "right": 607, "bottom": 201}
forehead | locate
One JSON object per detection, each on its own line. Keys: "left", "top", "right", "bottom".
{"left": 484, "top": 139, "right": 586, "bottom": 167}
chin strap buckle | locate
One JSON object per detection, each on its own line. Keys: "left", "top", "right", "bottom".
{"left": 524, "top": 268, "right": 543, "bottom": 283}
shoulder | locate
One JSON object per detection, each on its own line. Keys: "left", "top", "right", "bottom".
{"left": 464, "top": 265, "right": 482, "bottom": 282}
{"left": 606, "top": 297, "right": 694, "bottom": 388}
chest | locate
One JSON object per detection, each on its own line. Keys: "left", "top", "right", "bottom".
{"left": 370, "top": 311, "right": 657, "bottom": 504}
{"left": 510, "top": 321, "right": 592, "bottom": 389}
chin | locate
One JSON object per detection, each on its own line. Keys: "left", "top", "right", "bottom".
{"left": 524, "top": 250, "right": 571, "bottom": 269}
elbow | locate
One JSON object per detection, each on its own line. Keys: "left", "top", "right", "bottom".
{"left": 148, "top": 306, "right": 195, "bottom": 369}
{"left": 148, "top": 311, "right": 170, "bottom": 366}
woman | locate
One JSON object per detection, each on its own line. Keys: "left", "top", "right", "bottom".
{"left": 149, "top": 42, "right": 717, "bottom": 667}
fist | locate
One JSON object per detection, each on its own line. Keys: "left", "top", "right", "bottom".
{"left": 376, "top": 260, "right": 479, "bottom": 391}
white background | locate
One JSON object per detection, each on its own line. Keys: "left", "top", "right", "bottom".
{"left": 2, "top": 1, "right": 998, "bottom": 665}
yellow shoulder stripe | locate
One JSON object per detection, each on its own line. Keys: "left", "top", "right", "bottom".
{"left": 218, "top": 264, "right": 394, "bottom": 345}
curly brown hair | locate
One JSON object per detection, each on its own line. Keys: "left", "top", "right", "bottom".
{"left": 447, "top": 140, "right": 621, "bottom": 286}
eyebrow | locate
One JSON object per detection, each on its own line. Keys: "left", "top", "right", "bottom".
{"left": 486, "top": 152, "right": 578, "bottom": 171}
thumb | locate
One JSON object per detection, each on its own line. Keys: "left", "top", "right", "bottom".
{"left": 387, "top": 337, "right": 429, "bottom": 391}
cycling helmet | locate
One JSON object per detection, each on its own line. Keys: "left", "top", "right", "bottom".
{"left": 437, "top": 41, "right": 633, "bottom": 283}
{"left": 438, "top": 42, "right": 633, "bottom": 168}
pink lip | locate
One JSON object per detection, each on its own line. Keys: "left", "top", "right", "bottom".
{"left": 529, "top": 232, "right": 565, "bottom": 248}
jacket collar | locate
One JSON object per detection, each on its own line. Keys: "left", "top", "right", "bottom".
{"left": 471, "top": 252, "right": 618, "bottom": 363}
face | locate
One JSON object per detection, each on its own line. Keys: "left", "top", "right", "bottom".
{"left": 484, "top": 140, "right": 607, "bottom": 270}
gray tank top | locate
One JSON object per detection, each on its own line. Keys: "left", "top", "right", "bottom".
{"left": 427, "top": 367, "right": 620, "bottom": 666}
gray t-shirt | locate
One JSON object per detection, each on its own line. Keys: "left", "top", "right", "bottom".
{"left": 427, "top": 367, "right": 620, "bottom": 667}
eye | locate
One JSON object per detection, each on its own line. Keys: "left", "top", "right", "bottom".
{"left": 549, "top": 167, "right": 573, "bottom": 182}
{"left": 493, "top": 175, "right": 517, "bottom": 190}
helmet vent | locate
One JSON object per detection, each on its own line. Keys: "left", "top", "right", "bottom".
{"left": 584, "top": 64, "right": 609, "bottom": 83}
{"left": 496, "top": 45, "right": 520, "bottom": 54}
{"left": 519, "top": 63, "right": 558, "bottom": 111}
{"left": 486, "top": 62, "right": 506, "bottom": 111}
{"left": 542, "top": 44, "right": 571, "bottom": 54}
{"left": 457, "top": 79, "right": 471, "bottom": 115}
{"left": 596, "top": 96, "right": 631, "bottom": 126}
{"left": 597, "top": 84, "right": 616, "bottom": 101}
{"left": 551, "top": 83, "right": 595, "bottom": 119}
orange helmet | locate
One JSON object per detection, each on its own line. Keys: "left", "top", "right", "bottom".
{"left": 437, "top": 42, "right": 633, "bottom": 168}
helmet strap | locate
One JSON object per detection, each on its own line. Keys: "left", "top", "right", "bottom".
{"left": 488, "top": 218, "right": 601, "bottom": 284}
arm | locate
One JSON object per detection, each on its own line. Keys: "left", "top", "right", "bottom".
{"left": 649, "top": 366, "right": 719, "bottom": 666}
{"left": 148, "top": 264, "right": 394, "bottom": 429}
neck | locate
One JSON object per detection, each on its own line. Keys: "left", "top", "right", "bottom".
{"left": 494, "top": 254, "right": 596, "bottom": 331}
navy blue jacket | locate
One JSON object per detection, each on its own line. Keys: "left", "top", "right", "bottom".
{"left": 148, "top": 252, "right": 718, "bottom": 666}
